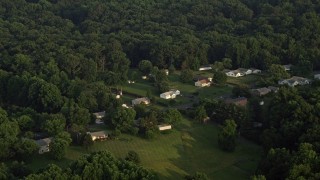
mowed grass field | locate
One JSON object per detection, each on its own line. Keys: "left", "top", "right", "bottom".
{"left": 28, "top": 119, "right": 262, "bottom": 180}
{"left": 122, "top": 71, "right": 233, "bottom": 106}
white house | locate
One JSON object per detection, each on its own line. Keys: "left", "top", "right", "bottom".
{"left": 88, "top": 131, "right": 108, "bottom": 141}
{"left": 278, "top": 76, "right": 310, "bottom": 87}
{"left": 158, "top": 124, "right": 172, "bottom": 131}
{"left": 199, "top": 65, "right": 212, "bottom": 71}
{"left": 93, "top": 111, "right": 106, "bottom": 124}
{"left": 122, "top": 104, "right": 130, "bottom": 108}
{"left": 314, "top": 74, "right": 320, "bottom": 80}
{"left": 93, "top": 111, "right": 105, "bottom": 119}
{"left": 36, "top": 138, "right": 52, "bottom": 154}
{"left": 160, "top": 89, "right": 180, "bottom": 99}
{"left": 225, "top": 70, "right": 245, "bottom": 77}
{"left": 239, "top": 68, "right": 252, "bottom": 75}
{"left": 283, "top": 64, "right": 292, "bottom": 71}
{"left": 195, "top": 79, "right": 211, "bottom": 87}
{"left": 142, "top": 76, "right": 147, "bottom": 79}
{"left": 164, "top": 69, "right": 169, "bottom": 75}
{"left": 132, "top": 97, "right": 150, "bottom": 106}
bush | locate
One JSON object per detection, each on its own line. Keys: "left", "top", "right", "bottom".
{"left": 112, "top": 129, "right": 121, "bottom": 137}
{"left": 125, "top": 150, "right": 141, "bottom": 164}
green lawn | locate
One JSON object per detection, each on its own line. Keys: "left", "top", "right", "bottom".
{"left": 28, "top": 119, "right": 261, "bottom": 180}
{"left": 227, "top": 74, "right": 262, "bottom": 87}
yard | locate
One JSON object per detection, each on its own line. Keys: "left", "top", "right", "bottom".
{"left": 121, "top": 70, "right": 233, "bottom": 108}
{"left": 227, "top": 74, "right": 263, "bottom": 88}
{"left": 27, "top": 119, "right": 262, "bottom": 180}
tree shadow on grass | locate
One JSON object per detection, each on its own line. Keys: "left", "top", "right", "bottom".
{"left": 163, "top": 123, "right": 261, "bottom": 180}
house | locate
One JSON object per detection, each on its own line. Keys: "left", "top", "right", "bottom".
{"left": 132, "top": 97, "right": 150, "bottom": 106}
{"left": 93, "top": 111, "right": 105, "bottom": 119}
{"left": 202, "top": 117, "right": 210, "bottom": 124}
{"left": 278, "top": 76, "right": 310, "bottom": 87}
{"left": 88, "top": 131, "right": 108, "bottom": 141}
{"left": 251, "top": 87, "right": 272, "bottom": 96}
{"left": 36, "top": 138, "right": 52, "bottom": 154}
{"left": 142, "top": 76, "right": 147, "bottom": 79}
{"left": 238, "top": 68, "right": 252, "bottom": 75}
{"left": 122, "top": 104, "right": 130, "bottom": 108}
{"left": 195, "top": 79, "right": 211, "bottom": 87}
{"left": 199, "top": 65, "right": 212, "bottom": 71}
{"left": 128, "top": 80, "right": 135, "bottom": 84}
{"left": 225, "top": 70, "right": 245, "bottom": 77}
{"left": 160, "top": 89, "right": 180, "bottom": 99}
{"left": 158, "top": 124, "right": 172, "bottom": 131}
{"left": 93, "top": 111, "right": 105, "bottom": 124}
{"left": 164, "top": 69, "right": 169, "bottom": 75}
{"left": 250, "top": 68, "right": 262, "bottom": 74}
{"left": 193, "top": 76, "right": 212, "bottom": 82}
{"left": 283, "top": 64, "right": 292, "bottom": 71}
{"left": 225, "top": 97, "right": 248, "bottom": 107}
{"left": 314, "top": 74, "right": 320, "bottom": 80}
{"left": 268, "top": 86, "right": 279, "bottom": 93}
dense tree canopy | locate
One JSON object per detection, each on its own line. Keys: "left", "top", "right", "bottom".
{"left": 1, "top": 0, "right": 320, "bottom": 179}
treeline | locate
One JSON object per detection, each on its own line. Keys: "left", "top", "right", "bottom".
{"left": 0, "top": 151, "right": 157, "bottom": 179}
{"left": 1, "top": 0, "right": 320, "bottom": 179}
{"left": 199, "top": 84, "right": 320, "bottom": 179}
{"left": 1, "top": 0, "right": 320, "bottom": 79}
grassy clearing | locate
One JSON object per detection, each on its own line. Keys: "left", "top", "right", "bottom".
{"left": 28, "top": 119, "right": 261, "bottom": 180}
{"left": 227, "top": 75, "right": 262, "bottom": 87}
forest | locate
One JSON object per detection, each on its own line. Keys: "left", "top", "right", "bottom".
{"left": 1, "top": 0, "right": 320, "bottom": 179}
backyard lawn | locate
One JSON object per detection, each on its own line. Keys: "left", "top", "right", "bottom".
{"left": 28, "top": 119, "right": 262, "bottom": 180}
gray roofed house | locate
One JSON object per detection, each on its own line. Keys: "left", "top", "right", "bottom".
{"left": 36, "top": 138, "right": 52, "bottom": 154}
{"left": 283, "top": 64, "right": 292, "bottom": 71}
{"left": 93, "top": 111, "right": 105, "bottom": 119}
{"left": 278, "top": 76, "right": 310, "bottom": 87}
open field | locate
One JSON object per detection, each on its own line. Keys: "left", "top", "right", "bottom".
{"left": 28, "top": 119, "right": 262, "bottom": 180}
{"left": 227, "top": 74, "right": 262, "bottom": 88}
{"left": 26, "top": 69, "right": 261, "bottom": 179}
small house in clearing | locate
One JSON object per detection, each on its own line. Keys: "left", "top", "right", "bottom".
{"left": 283, "top": 64, "right": 292, "bottom": 71}
{"left": 88, "top": 131, "right": 108, "bottom": 141}
{"left": 158, "top": 124, "right": 172, "bottom": 131}
{"left": 195, "top": 79, "right": 211, "bottom": 87}
{"left": 314, "top": 74, "right": 320, "bottom": 80}
{"left": 93, "top": 111, "right": 105, "bottom": 119}
{"left": 278, "top": 76, "right": 311, "bottom": 87}
{"left": 36, "top": 138, "right": 52, "bottom": 154}
{"left": 249, "top": 68, "right": 262, "bottom": 74}
{"left": 160, "top": 89, "right": 180, "bottom": 99}
{"left": 132, "top": 97, "right": 150, "bottom": 106}
{"left": 199, "top": 65, "right": 212, "bottom": 71}
{"left": 164, "top": 69, "right": 169, "bottom": 75}
{"left": 238, "top": 68, "right": 252, "bottom": 75}
{"left": 225, "top": 70, "right": 245, "bottom": 77}
{"left": 93, "top": 111, "right": 105, "bottom": 124}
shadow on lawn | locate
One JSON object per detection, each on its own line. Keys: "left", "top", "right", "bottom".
{"left": 163, "top": 122, "right": 260, "bottom": 180}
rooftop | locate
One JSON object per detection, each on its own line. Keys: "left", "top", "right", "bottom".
{"left": 36, "top": 138, "right": 52, "bottom": 146}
